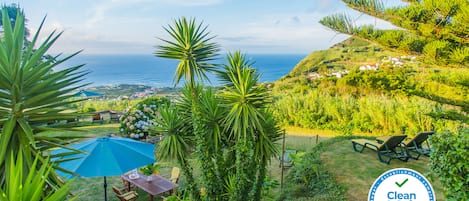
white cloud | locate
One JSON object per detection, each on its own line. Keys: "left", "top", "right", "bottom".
{"left": 216, "top": 13, "right": 349, "bottom": 54}
{"left": 17, "top": 0, "right": 402, "bottom": 55}
{"left": 84, "top": 0, "right": 157, "bottom": 28}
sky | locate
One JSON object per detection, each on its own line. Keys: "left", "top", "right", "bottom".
{"left": 4, "top": 0, "right": 400, "bottom": 55}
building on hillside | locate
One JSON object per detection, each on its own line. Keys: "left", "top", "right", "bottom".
{"left": 359, "top": 64, "right": 379, "bottom": 71}
{"left": 307, "top": 73, "right": 323, "bottom": 80}
{"left": 329, "top": 71, "right": 349, "bottom": 78}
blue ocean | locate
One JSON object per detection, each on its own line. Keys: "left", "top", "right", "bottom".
{"left": 58, "top": 54, "right": 306, "bottom": 87}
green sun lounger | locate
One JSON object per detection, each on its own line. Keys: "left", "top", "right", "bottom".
{"left": 352, "top": 135, "right": 409, "bottom": 164}
{"left": 402, "top": 131, "right": 434, "bottom": 160}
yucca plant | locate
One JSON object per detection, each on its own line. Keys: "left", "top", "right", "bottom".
{"left": 0, "top": 8, "right": 87, "bottom": 189}
{"left": 0, "top": 152, "right": 77, "bottom": 201}
{"left": 156, "top": 17, "right": 220, "bottom": 200}
{"left": 155, "top": 17, "right": 219, "bottom": 89}
{"left": 219, "top": 51, "right": 271, "bottom": 201}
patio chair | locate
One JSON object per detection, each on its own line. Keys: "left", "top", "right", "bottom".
{"left": 278, "top": 149, "right": 297, "bottom": 168}
{"left": 402, "top": 131, "right": 435, "bottom": 160}
{"left": 169, "top": 167, "right": 181, "bottom": 184}
{"left": 112, "top": 186, "right": 138, "bottom": 201}
{"left": 121, "top": 176, "right": 137, "bottom": 192}
{"left": 166, "top": 167, "right": 180, "bottom": 195}
{"left": 352, "top": 135, "right": 409, "bottom": 164}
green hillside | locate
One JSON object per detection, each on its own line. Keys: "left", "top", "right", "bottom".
{"left": 286, "top": 38, "right": 400, "bottom": 77}
{"left": 271, "top": 37, "right": 469, "bottom": 135}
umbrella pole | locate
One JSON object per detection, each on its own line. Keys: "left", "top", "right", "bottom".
{"left": 104, "top": 176, "right": 108, "bottom": 201}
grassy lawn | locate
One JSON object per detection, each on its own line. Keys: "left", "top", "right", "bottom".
{"left": 40, "top": 123, "right": 121, "bottom": 138}
{"left": 266, "top": 130, "right": 331, "bottom": 198}
{"left": 54, "top": 125, "right": 325, "bottom": 200}
{"left": 320, "top": 138, "right": 444, "bottom": 200}
{"left": 47, "top": 125, "right": 443, "bottom": 200}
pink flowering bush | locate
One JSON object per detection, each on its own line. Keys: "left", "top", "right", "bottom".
{"left": 119, "top": 97, "right": 170, "bottom": 139}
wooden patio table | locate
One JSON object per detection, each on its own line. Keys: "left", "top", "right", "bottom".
{"left": 122, "top": 172, "right": 178, "bottom": 201}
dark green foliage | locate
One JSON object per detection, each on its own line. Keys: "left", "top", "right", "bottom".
{"left": 321, "top": 0, "right": 469, "bottom": 66}
{"left": 0, "top": 8, "right": 87, "bottom": 192}
{"left": 278, "top": 138, "right": 347, "bottom": 201}
{"left": 429, "top": 129, "right": 469, "bottom": 200}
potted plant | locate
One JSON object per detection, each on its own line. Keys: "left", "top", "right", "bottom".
{"left": 139, "top": 163, "right": 160, "bottom": 181}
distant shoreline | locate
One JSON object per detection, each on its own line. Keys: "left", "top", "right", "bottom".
{"left": 82, "top": 81, "right": 273, "bottom": 98}
{"left": 60, "top": 54, "right": 304, "bottom": 88}
{"left": 83, "top": 84, "right": 181, "bottom": 98}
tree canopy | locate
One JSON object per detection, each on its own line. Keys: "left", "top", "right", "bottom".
{"left": 320, "top": 0, "right": 469, "bottom": 122}
{"left": 320, "top": 0, "right": 468, "bottom": 66}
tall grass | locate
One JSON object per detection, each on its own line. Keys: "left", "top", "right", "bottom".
{"left": 271, "top": 89, "right": 460, "bottom": 136}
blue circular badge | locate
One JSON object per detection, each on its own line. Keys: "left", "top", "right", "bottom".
{"left": 368, "top": 168, "right": 435, "bottom": 201}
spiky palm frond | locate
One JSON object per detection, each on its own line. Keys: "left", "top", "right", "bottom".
{"left": 220, "top": 51, "right": 270, "bottom": 141}
{"left": 153, "top": 104, "right": 188, "bottom": 162}
{"left": 152, "top": 103, "right": 200, "bottom": 199}
{"left": 254, "top": 114, "right": 282, "bottom": 163}
{"left": 0, "top": 9, "right": 87, "bottom": 189}
{"left": 0, "top": 153, "right": 76, "bottom": 201}
{"left": 155, "top": 17, "right": 220, "bottom": 87}
{"left": 199, "top": 87, "right": 226, "bottom": 151}
{"left": 215, "top": 51, "right": 255, "bottom": 86}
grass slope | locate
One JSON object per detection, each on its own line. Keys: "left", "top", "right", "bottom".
{"left": 46, "top": 125, "right": 444, "bottom": 200}
{"left": 286, "top": 38, "right": 400, "bottom": 77}
{"left": 320, "top": 138, "right": 443, "bottom": 200}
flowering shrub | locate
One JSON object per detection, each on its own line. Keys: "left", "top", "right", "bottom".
{"left": 119, "top": 97, "right": 170, "bottom": 139}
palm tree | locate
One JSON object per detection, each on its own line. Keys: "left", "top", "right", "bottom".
{"left": 155, "top": 17, "right": 219, "bottom": 90}
{"left": 155, "top": 17, "right": 220, "bottom": 199}
{"left": 219, "top": 51, "right": 271, "bottom": 201}
{"left": 0, "top": 9, "right": 87, "bottom": 190}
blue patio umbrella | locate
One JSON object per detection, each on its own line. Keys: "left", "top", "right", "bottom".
{"left": 53, "top": 136, "right": 156, "bottom": 201}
